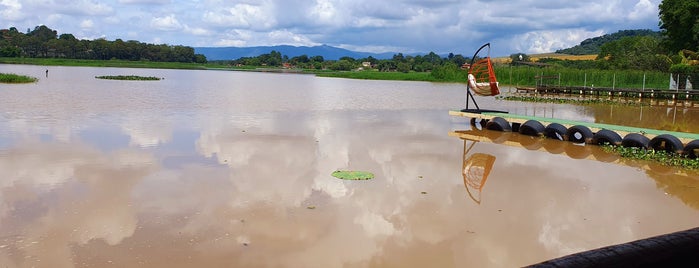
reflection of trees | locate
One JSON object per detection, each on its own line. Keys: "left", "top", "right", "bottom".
{"left": 589, "top": 104, "right": 699, "bottom": 133}
{"left": 646, "top": 169, "right": 699, "bottom": 210}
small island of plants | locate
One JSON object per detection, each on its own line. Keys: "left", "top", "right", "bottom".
{"left": 0, "top": 72, "right": 38, "bottom": 83}
{"left": 95, "top": 75, "right": 161, "bottom": 81}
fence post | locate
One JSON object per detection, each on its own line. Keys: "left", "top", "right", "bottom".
{"left": 584, "top": 73, "right": 587, "bottom": 88}
{"left": 613, "top": 74, "right": 616, "bottom": 90}
{"left": 558, "top": 72, "right": 561, "bottom": 87}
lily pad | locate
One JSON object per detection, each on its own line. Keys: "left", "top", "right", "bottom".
{"left": 332, "top": 170, "right": 374, "bottom": 180}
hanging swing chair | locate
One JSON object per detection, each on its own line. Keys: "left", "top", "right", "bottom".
{"left": 461, "top": 43, "right": 507, "bottom": 114}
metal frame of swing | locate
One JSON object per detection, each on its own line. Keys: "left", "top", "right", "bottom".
{"left": 460, "top": 43, "right": 508, "bottom": 114}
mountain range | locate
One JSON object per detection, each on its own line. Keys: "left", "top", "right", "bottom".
{"left": 195, "top": 29, "right": 661, "bottom": 61}
{"left": 195, "top": 44, "right": 402, "bottom": 61}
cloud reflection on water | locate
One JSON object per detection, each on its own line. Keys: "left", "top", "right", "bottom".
{"left": 1, "top": 65, "right": 699, "bottom": 267}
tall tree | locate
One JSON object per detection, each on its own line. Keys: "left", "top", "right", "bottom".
{"left": 596, "top": 36, "right": 670, "bottom": 71}
{"left": 659, "top": 0, "right": 699, "bottom": 52}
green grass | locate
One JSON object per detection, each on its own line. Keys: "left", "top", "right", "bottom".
{"left": 495, "top": 65, "right": 670, "bottom": 89}
{"left": 316, "top": 70, "right": 435, "bottom": 81}
{"left": 95, "top": 75, "right": 161, "bottom": 81}
{"left": 498, "top": 95, "right": 645, "bottom": 106}
{"left": 0, "top": 72, "right": 38, "bottom": 83}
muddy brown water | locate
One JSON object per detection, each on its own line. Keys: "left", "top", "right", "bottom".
{"left": 1, "top": 64, "right": 698, "bottom": 268}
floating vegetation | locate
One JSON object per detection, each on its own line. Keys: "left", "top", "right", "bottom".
{"left": 498, "top": 95, "right": 644, "bottom": 106}
{"left": 95, "top": 75, "right": 161, "bottom": 81}
{"left": 602, "top": 145, "right": 699, "bottom": 170}
{"left": 331, "top": 170, "right": 374, "bottom": 180}
{"left": 0, "top": 73, "right": 38, "bottom": 83}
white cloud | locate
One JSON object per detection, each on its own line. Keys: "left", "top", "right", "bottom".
{"left": 0, "top": 0, "right": 664, "bottom": 55}
{"left": 628, "top": 0, "right": 657, "bottom": 21}
{"left": 119, "top": 0, "right": 170, "bottom": 4}
{"left": 151, "top": 14, "right": 182, "bottom": 31}
{"left": 55, "top": 0, "right": 114, "bottom": 16}
{"left": 184, "top": 25, "right": 211, "bottom": 36}
{"left": 202, "top": 3, "right": 276, "bottom": 29}
{"left": 0, "top": 0, "right": 24, "bottom": 21}
{"left": 267, "top": 29, "right": 319, "bottom": 46}
{"left": 80, "top": 19, "right": 94, "bottom": 29}
{"left": 510, "top": 29, "right": 605, "bottom": 54}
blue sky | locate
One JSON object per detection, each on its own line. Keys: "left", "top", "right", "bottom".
{"left": 1, "top": 0, "right": 662, "bottom": 56}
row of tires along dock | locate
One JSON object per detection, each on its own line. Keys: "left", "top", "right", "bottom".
{"left": 450, "top": 111, "right": 699, "bottom": 159}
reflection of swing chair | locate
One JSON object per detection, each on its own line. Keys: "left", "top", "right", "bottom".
{"left": 462, "top": 139, "right": 496, "bottom": 204}
{"left": 461, "top": 43, "right": 507, "bottom": 114}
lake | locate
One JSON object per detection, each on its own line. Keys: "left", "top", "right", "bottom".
{"left": 1, "top": 64, "right": 698, "bottom": 267}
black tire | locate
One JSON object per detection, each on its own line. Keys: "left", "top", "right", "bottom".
{"left": 470, "top": 118, "right": 486, "bottom": 130}
{"left": 565, "top": 125, "right": 594, "bottom": 144}
{"left": 544, "top": 123, "right": 567, "bottom": 141}
{"left": 591, "top": 129, "right": 622, "bottom": 146}
{"left": 683, "top": 139, "right": 699, "bottom": 159}
{"left": 649, "top": 134, "right": 684, "bottom": 154}
{"left": 621, "top": 133, "right": 650, "bottom": 149}
{"left": 519, "top": 120, "right": 545, "bottom": 137}
{"left": 485, "top": 117, "right": 511, "bottom": 132}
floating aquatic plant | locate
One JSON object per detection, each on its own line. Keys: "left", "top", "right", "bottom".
{"left": 331, "top": 170, "right": 374, "bottom": 180}
{"left": 602, "top": 145, "right": 699, "bottom": 170}
{"left": 95, "top": 75, "right": 161, "bottom": 81}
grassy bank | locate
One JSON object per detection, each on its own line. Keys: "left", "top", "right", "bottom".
{"left": 0, "top": 72, "right": 38, "bottom": 83}
{"left": 315, "top": 70, "right": 434, "bottom": 81}
{"left": 0, "top": 57, "right": 211, "bottom": 70}
{"left": 1, "top": 57, "right": 675, "bottom": 90}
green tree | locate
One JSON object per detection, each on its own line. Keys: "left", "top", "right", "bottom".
{"left": 596, "top": 36, "right": 669, "bottom": 71}
{"left": 396, "top": 62, "right": 411, "bottom": 73}
{"left": 659, "top": 0, "right": 699, "bottom": 52}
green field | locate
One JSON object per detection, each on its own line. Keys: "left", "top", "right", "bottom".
{"left": 495, "top": 65, "right": 670, "bottom": 89}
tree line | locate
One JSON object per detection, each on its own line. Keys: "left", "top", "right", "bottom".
{"left": 227, "top": 50, "right": 472, "bottom": 74}
{"left": 230, "top": 0, "right": 699, "bottom": 81}
{"left": 0, "top": 25, "right": 207, "bottom": 63}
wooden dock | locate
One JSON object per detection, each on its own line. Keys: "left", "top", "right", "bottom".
{"left": 449, "top": 110, "right": 699, "bottom": 144}
{"left": 515, "top": 85, "right": 699, "bottom": 100}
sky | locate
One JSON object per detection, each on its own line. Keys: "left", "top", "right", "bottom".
{"left": 1, "top": 0, "right": 662, "bottom": 57}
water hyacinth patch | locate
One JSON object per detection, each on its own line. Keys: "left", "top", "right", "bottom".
{"left": 95, "top": 75, "right": 161, "bottom": 81}
{"left": 331, "top": 170, "right": 374, "bottom": 180}
{"left": 0, "top": 73, "right": 38, "bottom": 83}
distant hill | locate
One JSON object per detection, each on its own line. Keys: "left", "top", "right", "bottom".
{"left": 195, "top": 44, "right": 400, "bottom": 61}
{"left": 556, "top": 29, "right": 661, "bottom": 55}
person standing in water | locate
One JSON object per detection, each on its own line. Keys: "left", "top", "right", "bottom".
{"left": 45, "top": 69, "right": 48, "bottom": 78}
